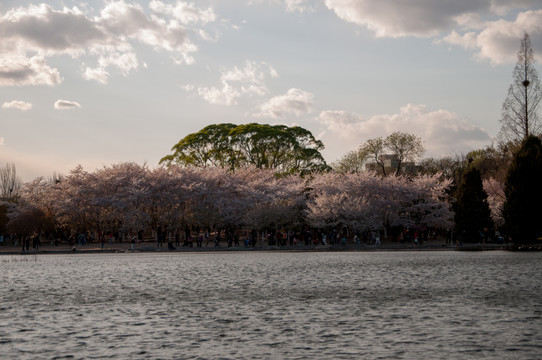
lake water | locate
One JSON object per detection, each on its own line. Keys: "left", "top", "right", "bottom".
{"left": 1, "top": 251, "right": 541, "bottom": 359}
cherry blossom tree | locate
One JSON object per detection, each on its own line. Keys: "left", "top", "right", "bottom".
{"left": 394, "top": 174, "right": 453, "bottom": 229}
{"left": 7, "top": 177, "right": 53, "bottom": 238}
{"left": 306, "top": 171, "right": 452, "bottom": 237}
{"left": 50, "top": 165, "right": 96, "bottom": 233}
{"left": 483, "top": 177, "right": 505, "bottom": 229}
{"left": 242, "top": 168, "right": 306, "bottom": 232}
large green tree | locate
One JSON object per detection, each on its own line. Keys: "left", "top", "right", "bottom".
{"left": 454, "top": 166, "right": 493, "bottom": 243}
{"left": 160, "top": 123, "right": 329, "bottom": 174}
{"left": 502, "top": 135, "right": 542, "bottom": 244}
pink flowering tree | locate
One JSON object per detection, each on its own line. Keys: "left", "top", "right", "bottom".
{"left": 306, "top": 172, "right": 453, "bottom": 238}
{"left": 393, "top": 174, "right": 453, "bottom": 229}
{"left": 483, "top": 177, "right": 505, "bottom": 229}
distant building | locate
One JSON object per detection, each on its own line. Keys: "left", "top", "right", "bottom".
{"left": 366, "top": 154, "right": 420, "bottom": 176}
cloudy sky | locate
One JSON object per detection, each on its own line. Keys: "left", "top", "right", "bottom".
{"left": 1, "top": 0, "right": 542, "bottom": 180}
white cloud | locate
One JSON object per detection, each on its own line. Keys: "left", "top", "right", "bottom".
{"left": 149, "top": 1, "right": 216, "bottom": 24}
{"left": 251, "top": 0, "right": 312, "bottom": 13}
{"left": 489, "top": 0, "right": 542, "bottom": 16}
{"left": 440, "top": 9, "right": 542, "bottom": 64}
{"left": 0, "top": 1, "right": 215, "bottom": 85}
{"left": 252, "top": 88, "right": 314, "bottom": 118}
{"left": 318, "top": 104, "right": 492, "bottom": 158}
{"left": 54, "top": 99, "right": 81, "bottom": 110}
{"left": 324, "top": 0, "right": 541, "bottom": 40}
{"left": 83, "top": 66, "right": 110, "bottom": 84}
{"left": 284, "top": 0, "right": 312, "bottom": 13}
{"left": 197, "top": 83, "right": 241, "bottom": 106}
{"left": 324, "top": 0, "right": 487, "bottom": 38}
{"left": 0, "top": 4, "right": 106, "bottom": 55}
{"left": 323, "top": 0, "right": 542, "bottom": 63}
{"left": 0, "top": 55, "right": 62, "bottom": 86}
{"left": 0, "top": 137, "right": 4, "bottom": 146}
{"left": 83, "top": 50, "right": 139, "bottom": 83}
{"left": 193, "top": 61, "right": 277, "bottom": 105}
{"left": 2, "top": 100, "right": 33, "bottom": 111}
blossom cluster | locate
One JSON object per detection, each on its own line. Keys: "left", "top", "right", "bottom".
{"left": 7, "top": 163, "right": 453, "bottom": 236}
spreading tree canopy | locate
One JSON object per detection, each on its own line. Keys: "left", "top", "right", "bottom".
{"left": 454, "top": 166, "right": 493, "bottom": 243}
{"left": 160, "top": 123, "right": 329, "bottom": 174}
{"left": 503, "top": 135, "right": 542, "bottom": 244}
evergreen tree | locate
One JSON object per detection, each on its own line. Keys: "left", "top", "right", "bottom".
{"left": 503, "top": 135, "right": 542, "bottom": 244}
{"left": 454, "top": 166, "right": 493, "bottom": 243}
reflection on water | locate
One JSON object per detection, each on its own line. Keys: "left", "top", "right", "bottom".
{"left": 1, "top": 251, "right": 541, "bottom": 359}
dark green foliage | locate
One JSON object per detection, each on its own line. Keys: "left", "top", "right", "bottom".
{"left": 454, "top": 167, "right": 493, "bottom": 243}
{"left": 0, "top": 203, "right": 8, "bottom": 235}
{"left": 160, "top": 123, "right": 330, "bottom": 175}
{"left": 503, "top": 135, "right": 542, "bottom": 244}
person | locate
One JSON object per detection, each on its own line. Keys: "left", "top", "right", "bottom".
{"left": 131, "top": 236, "right": 136, "bottom": 251}
{"left": 156, "top": 227, "right": 163, "bottom": 247}
{"left": 354, "top": 234, "right": 360, "bottom": 246}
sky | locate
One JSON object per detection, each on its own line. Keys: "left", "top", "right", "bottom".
{"left": 1, "top": 0, "right": 542, "bottom": 181}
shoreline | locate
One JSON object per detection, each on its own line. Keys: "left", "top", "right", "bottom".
{"left": 0, "top": 241, "right": 509, "bottom": 256}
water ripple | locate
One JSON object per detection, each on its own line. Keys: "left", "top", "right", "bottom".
{"left": 0, "top": 251, "right": 541, "bottom": 359}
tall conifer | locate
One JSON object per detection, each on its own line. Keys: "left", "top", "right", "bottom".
{"left": 503, "top": 135, "right": 542, "bottom": 244}
{"left": 454, "top": 166, "right": 493, "bottom": 243}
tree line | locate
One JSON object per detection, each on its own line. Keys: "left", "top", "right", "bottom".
{"left": 1, "top": 33, "right": 541, "bottom": 246}
{"left": 1, "top": 164, "right": 452, "bottom": 245}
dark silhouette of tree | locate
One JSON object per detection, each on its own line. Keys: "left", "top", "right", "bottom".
{"left": 503, "top": 135, "right": 542, "bottom": 245}
{"left": 454, "top": 166, "right": 493, "bottom": 243}
{"left": 160, "top": 123, "right": 329, "bottom": 174}
{"left": 464, "top": 145, "right": 513, "bottom": 183}
{"left": 418, "top": 154, "right": 464, "bottom": 180}
{"left": 499, "top": 32, "right": 542, "bottom": 145}
{"left": 0, "top": 203, "right": 8, "bottom": 237}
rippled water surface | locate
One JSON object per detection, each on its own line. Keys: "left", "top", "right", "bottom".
{"left": 1, "top": 251, "right": 541, "bottom": 359}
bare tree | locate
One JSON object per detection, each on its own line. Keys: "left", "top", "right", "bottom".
{"left": 385, "top": 131, "right": 425, "bottom": 176}
{"left": 361, "top": 137, "right": 387, "bottom": 176}
{"left": 48, "top": 171, "right": 64, "bottom": 185}
{"left": 0, "top": 163, "right": 22, "bottom": 199}
{"left": 336, "top": 132, "right": 425, "bottom": 176}
{"left": 499, "top": 32, "right": 542, "bottom": 144}
{"left": 332, "top": 149, "right": 368, "bottom": 174}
